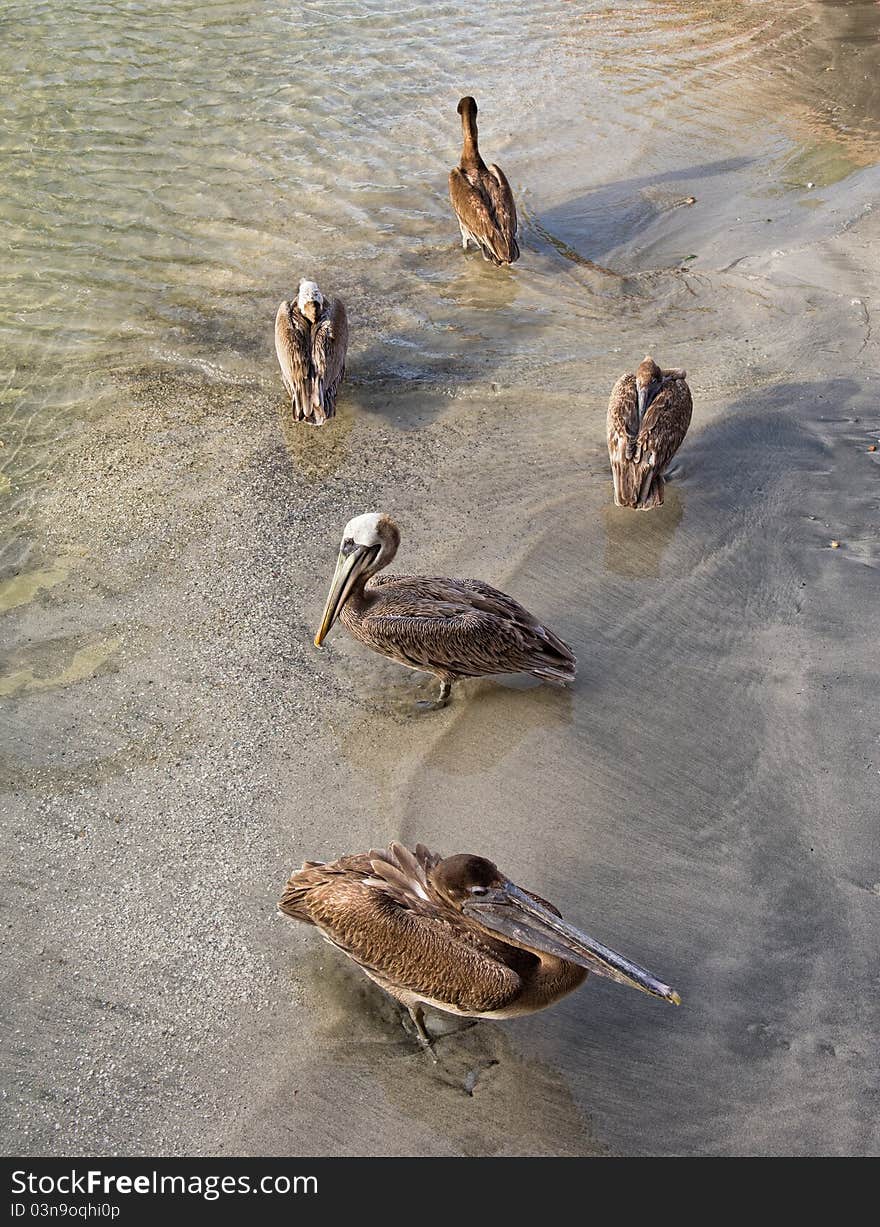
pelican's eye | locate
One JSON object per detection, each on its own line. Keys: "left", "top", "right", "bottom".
{"left": 341, "top": 537, "right": 357, "bottom": 555}
{"left": 470, "top": 886, "right": 489, "bottom": 897}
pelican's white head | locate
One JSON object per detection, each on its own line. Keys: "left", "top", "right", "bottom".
{"left": 314, "top": 513, "right": 401, "bottom": 647}
{"left": 297, "top": 279, "right": 324, "bottom": 323}
{"left": 342, "top": 512, "right": 386, "bottom": 547}
{"left": 339, "top": 512, "right": 401, "bottom": 573}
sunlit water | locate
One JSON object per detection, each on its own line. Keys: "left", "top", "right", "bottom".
{"left": 3, "top": 0, "right": 878, "bottom": 557}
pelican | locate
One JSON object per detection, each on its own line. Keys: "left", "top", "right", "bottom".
{"left": 280, "top": 842, "right": 681, "bottom": 1055}
{"left": 313, "top": 512, "right": 575, "bottom": 708}
{"left": 448, "top": 96, "right": 520, "bottom": 266}
{"left": 274, "top": 279, "right": 348, "bottom": 425}
{"left": 607, "top": 356, "right": 693, "bottom": 509}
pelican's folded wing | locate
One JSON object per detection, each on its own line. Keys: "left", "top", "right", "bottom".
{"left": 637, "top": 378, "right": 693, "bottom": 471}
{"left": 484, "top": 164, "right": 520, "bottom": 263}
{"left": 311, "top": 297, "right": 348, "bottom": 423}
{"left": 359, "top": 603, "right": 575, "bottom": 683}
{"left": 449, "top": 168, "right": 507, "bottom": 265}
{"left": 274, "top": 300, "right": 311, "bottom": 418}
{"left": 607, "top": 373, "right": 640, "bottom": 460}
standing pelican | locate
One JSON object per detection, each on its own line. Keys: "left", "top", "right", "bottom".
{"left": 313, "top": 512, "right": 575, "bottom": 708}
{"left": 607, "top": 356, "right": 693, "bottom": 509}
{"left": 280, "top": 842, "right": 680, "bottom": 1054}
{"left": 448, "top": 96, "right": 520, "bottom": 266}
{"left": 275, "top": 279, "right": 348, "bottom": 425}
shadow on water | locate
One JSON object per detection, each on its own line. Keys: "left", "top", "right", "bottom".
{"left": 531, "top": 156, "right": 756, "bottom": 265}
{"left": 350, "top": 247, "right": 568, "bottom": 428}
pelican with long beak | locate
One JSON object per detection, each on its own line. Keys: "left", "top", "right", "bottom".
{"left": 274, "top": 279, "right": 348, "bottom": 424}
{"left": 280, "top": 842, "right": 681, "bottom": 1055}
{"left": 313, "top": 512, "right": 575, "bottom": 708}
{"left": 606, "top": 356, "right": 693, "bottom": 509}
{"left": 448, "top": 96, "right": 520, "bottom": 265}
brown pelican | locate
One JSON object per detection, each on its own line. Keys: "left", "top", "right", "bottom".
{"left": 280, "top": 842, "right": 681, "bottom": 1055}
{"left": 607, "top": 356, "right": 693, "bottom": 509}
{"left": 274, "top": 279, "right": 348, "bottom": 425}
{"left": 314, "top": 512, "right": 575, "bottom": 708}
{"left": 448, "top": 96, "right": 520, "bottom": 266}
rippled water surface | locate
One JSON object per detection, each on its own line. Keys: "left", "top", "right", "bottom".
{"left": 2, "top": 1, "right": 879, "bottom": 1157}
{"left": 4, "top": 0, "right": 879, "bottom": 539}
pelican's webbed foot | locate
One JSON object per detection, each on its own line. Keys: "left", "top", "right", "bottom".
{"left": 415, "top": 679, "right": 452, "bottom": 712}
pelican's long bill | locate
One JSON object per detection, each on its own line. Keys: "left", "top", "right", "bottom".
{"left": 314, "top": 543, "right": 379, "bottom": 647}
{"left": 464, "top": 882, "right": 681, "bottom": 1004}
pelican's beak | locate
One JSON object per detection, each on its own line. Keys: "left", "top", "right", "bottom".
{"left": 464, "top": 882, "right": 681, "bottom": 1004}
{"left": 313, "top": 544, "right": 378, "bottom": 647}
{"left": 637, "top": 385, "right": 648, "bottom": 419}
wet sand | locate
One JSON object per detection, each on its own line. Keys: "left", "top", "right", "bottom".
{"left": 1, "top": 2, "right": 879, "bottom": 1156}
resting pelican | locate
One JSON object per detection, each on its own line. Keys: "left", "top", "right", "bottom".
{"left": 280, "top": 842, "right": 681, "bottom": 1055}
{"left": 607, "top": 356, "right": 693, "bottom": 509}
{"left": 274, "top": 279, "right": 348, "bottom": 425}
{"left": 314, "top": 512, "right": 575, "bottom": 708}
{"left": 448, "top": 96, "right": 520, "bottom": 265}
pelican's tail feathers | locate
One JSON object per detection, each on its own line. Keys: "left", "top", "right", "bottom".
{"left": 636, "top": 470, "right": 664, "bottom": 510}
{"left": 278, "top": 861, "right": 325, "bottom": 923}
{"left": 528, "top": 627, "right": 577, "bottom": 686}
{"left": 312, "top": 378, "right": 327, "bottom": 426}
{"left": 478, "top": 241, "right": 504, "bottom": 266}
{"left": 529, "top": 660, "right": 577, "bottom": 687}
{"left": 611, "top": 460, "right": 664, "bottom": 509}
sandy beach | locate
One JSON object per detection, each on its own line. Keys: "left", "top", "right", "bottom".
{"left": 1, "top": 1, "right": 879, "bottom": 1156}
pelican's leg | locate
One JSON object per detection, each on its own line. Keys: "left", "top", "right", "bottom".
{"left": 407, "top": 1005, "right": 438, "bottom": 1063}
{"left": 415, "top": 677, "right": 453, "bottom": 711}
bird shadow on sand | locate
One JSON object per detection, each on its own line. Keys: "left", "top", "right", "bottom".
{"left": 526, "top": 156, "right": 756, "bottom": 269}
{"left": 287, "top": 943, "right": 604, "bottom": 1155}
{"left": 672, "top": 376, "right": 863, "bottom": 523}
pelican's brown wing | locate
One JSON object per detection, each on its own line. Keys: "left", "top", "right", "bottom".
{"left": 449, "top": 167, "right": 518, "bottom": 266}
{"left": 279, "top": 843, "right": 521, "bottom": 1014}
{"left": 484, "top": 164, "right": 519, "bottom": 263}
{"left": 637, "top": 377, "right": 693, "bottom": 473}
{"left": 606, "top": 373, "right": 640, "bottom": 461}
{"left": 311, "top": 297, "right": 348, "bottom": 424}
{"left": 274, "top": 300, "right": 311, "bottom": 420}
{"left": 607, "top": 373, "right": 649, "bottom": 507}
{"left": 355, "top": 575, "right": 575, "bottom": 683}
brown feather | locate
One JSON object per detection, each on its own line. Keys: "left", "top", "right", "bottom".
{"left": 277, "top": 843, "right": 589, "bottom": 1018}
{"left": 449, "top": 99, "right": 519, "bottom": 265}
{"left": 342, "top": 573, "right": 575, "bottom": 685}
{"left": 311, "top": 297, "right": 348, "bottom": 423}
{"left": 274, "top": 291, "right": 348, "bottom": 424}
{"left": 279, "top": 845, "right": 525, "bottom": 1014}
{"left": 606, "top": 367, "right": 693, "bottom": 509}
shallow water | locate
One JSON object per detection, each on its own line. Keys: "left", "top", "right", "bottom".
{"left": 2, "top": 1, "right": 879, "bottom": 1156}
